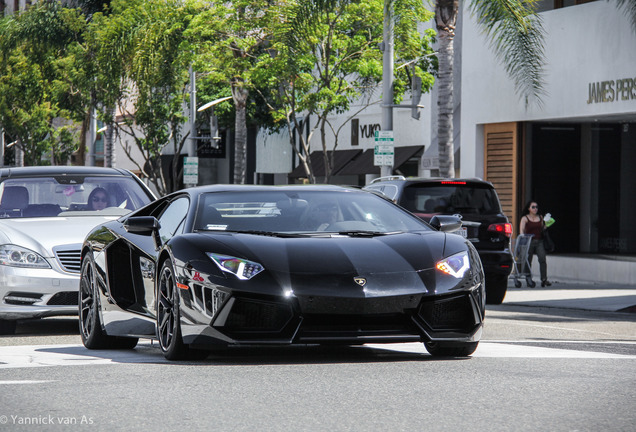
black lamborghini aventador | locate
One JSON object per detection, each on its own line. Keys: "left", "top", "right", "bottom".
{"left": 79, "top": 185, "right": 485, "bottom": 360}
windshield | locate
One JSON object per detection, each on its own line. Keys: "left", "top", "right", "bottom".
{"left": 0, "top": 176, "right": 153, "bottom": 218}
{"left": 194, "top": 190, "right": 430, "bottom": 234}
{"left": 401, "top": 184, "right": 502, "bottom": 216}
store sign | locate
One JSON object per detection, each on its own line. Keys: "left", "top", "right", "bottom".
{"left": 421, "top": 156, "right": 439, "bottom": 170}
{"left": 360, "top": 123, "right": 381, "bottom": 139}
{"left": 587, "top": 76, "right": 636, "bottom": 104}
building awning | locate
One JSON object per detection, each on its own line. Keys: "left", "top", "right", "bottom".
{"left": 337, "top": 145, "right": 424, "bottom": 175}
{"left": 288, "top": 149, "right": 362, "bottom": 179}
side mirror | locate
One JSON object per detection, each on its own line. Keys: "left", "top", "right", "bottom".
{"left": 123, "top": 216, "right": 160, "bottom": 235}
{"left": 429, "top": 215, "right": 462, "bottom": 233}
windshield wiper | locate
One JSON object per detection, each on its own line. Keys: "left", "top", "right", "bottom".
{"left": 227, "top": 230, "right": 304, "bottom": 238}
{"left": 335, "top": 230, "right": 402, "bottom": 237}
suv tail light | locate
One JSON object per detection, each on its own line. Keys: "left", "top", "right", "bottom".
{"left": 488, "top": 223, "right": 512, "bottom": 237}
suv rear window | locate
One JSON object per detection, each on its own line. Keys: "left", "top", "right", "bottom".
{"left": 401, "top": 183, "right": 502, "bottom": 215}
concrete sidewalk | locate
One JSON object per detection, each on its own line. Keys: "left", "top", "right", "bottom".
{"left": 502, "top": 278, "right": 636, "bottom": 313}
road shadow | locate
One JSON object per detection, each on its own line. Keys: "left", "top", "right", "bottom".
{"left": 35, "top": 342, "right": 473, "bottom": 366}
{"left": 13, "top": 317, "right": 80, "bottom": 336}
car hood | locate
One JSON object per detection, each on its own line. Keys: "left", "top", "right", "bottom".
{"left": 190, "top": 231, "right": 453, "bottom": 297}
{"left": 0, "top": 216, "right": 121, "bottom": 256}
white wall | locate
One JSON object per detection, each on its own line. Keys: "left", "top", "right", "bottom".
{"left": 307, "top": 90, "right": 433, "bottom": 154}
{"left": 460, "top": 1, "right": 636, "bottom": 177}
{"left": 256, "top": 127, "right": 292, "bottom": 174}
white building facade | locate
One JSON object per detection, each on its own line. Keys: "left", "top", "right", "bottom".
{"left": 461, "top": 1, "right": 636, "bottom": 263}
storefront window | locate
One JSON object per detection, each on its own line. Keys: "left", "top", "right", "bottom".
{"left": 528, "top": 122, "right": 636, "bottom": 255}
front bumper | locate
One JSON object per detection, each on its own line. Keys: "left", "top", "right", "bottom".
{"left": 180, "top": 282, "right": 485, "bottom": 347}
{"left": 0, "top": 265, "right": 79, "bottom": 320}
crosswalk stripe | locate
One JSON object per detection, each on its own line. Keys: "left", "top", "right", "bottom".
{"left": 365, "top": 342, "right": 636, "bottom": 359}
{"left": 0, "top": 341, "right": 635, "bottom": 369}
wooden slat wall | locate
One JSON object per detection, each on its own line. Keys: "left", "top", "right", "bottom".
{"left": 484, "top": 122, "right": 518, "bottom": 234}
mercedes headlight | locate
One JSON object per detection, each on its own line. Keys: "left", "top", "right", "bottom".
{"left": 207, "top": 253, "right": 264, "bottom": 280}
{"left": 436, "top": 251, "right": 470, "bottom": 278}
{"left": 0, "top": 244, "right": 51, "bottom": 268}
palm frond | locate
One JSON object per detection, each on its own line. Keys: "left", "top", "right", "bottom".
{"left": 615, "top": 0, "right": 636, "bottom": 31}
{"left": 468, "top": 0, "right": 546, "bottom": 107}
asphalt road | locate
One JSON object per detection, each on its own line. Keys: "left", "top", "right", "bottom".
{"left": 0, "top": 305, "right": 635, "bottom": 431}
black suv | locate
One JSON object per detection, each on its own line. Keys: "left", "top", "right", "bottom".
{"left": 364, "top": 176, "right": 513, "bottom": 304}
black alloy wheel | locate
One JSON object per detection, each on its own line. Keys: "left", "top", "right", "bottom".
{"left": 156, "top": 259, "right": 207, "bottom": 361}
{"left": 79, "top": 252, "right": 138, "bottom": 350}
{"left": 424, "top": 341, "right": 479, "bottom": 357}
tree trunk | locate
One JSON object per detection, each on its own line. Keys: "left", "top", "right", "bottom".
{"left": 76, "top": 112, "right": 89, "bottom": 166}
{"left": 320, "top": 118, "right": 331, "bottom": 184}
{"left": 14, "top": 141, "right": 24, "bottom": 167}
{"left": 104, "top": 107, "right": 116, "bottom": 168}
{"left": 231, "top": 78, "right": 248, "bottom": 184}
{"left": 436, "top": 0, "right": 458, "bottom": 178}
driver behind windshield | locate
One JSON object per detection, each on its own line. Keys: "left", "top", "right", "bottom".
{"left": 302, "top": 200, "right": 340, "bottom": 231}
{"left": 87, "top": 187, "right": 110, "bottom": 211}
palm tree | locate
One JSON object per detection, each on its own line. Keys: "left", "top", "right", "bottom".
{"left": 435, "top": 0, "right": 546, "bottom": 177}
{"left": 231, "top": 77, "right": 249, "bottom": 184}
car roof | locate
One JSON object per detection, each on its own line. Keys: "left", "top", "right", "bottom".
{"left": 160, "top": 184, "right": 366, "bottom": 202}
{"left": 366, "top": 176, "right": 494, "bottom": 188}
{"left": 184, "top": 184, "right": 359, "bottom": 195}
{"left": 0, "top": 166, "right": 134, "bottom": 180}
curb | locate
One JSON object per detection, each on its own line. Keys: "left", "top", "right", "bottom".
{"left": 503, "top": 278, "right": 636, "bottom": 314}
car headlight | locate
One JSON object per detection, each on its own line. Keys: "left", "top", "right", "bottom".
{"left": 207, "top": 253, "right": 264, "bottom": 280}
{"left": 0, "top": 244, "right": 51, "bottom": 269}
{"left": 436, "top": 251, "right": 470, "bottom": 278}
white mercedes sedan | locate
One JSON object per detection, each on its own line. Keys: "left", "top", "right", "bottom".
{"left": 0, "top": 166, "right": 155, "bottom": 335}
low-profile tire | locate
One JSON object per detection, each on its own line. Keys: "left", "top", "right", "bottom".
{"left": 425, "top": 341, "right": 479, "bottom": 357}
{"left": 156, "top": 259, "right": 208, "bottom": 361}
{"left": 0, "top": 319, "right": 17, "bottom": 335}
{"left": 79, "top": 252, "right": 138, "bottom": 350}
{"left": 485, "top": 274, "right": 508, "bottom": 305}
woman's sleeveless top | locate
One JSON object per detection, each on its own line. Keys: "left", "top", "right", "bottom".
{"left": 523, "top": 216, "right": 543, "bottom": 240}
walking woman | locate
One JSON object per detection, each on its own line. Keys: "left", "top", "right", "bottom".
{"left": 519, "top": 200, "right": 551, "bottom": 287}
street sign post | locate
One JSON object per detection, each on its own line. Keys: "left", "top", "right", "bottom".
{"left": 374, "top": 130, "right": 394, "bottom": 166}
{"left": 183, "top": 156, "right": 199, "bottom": 186}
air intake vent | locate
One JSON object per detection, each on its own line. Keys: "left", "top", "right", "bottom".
{"left": 47, "top": 291, "right": 79, "bottom": 306}
{"left": 54, "top": 246, "right": 82, "bottom": 273}
{"left": 418, "top": 294, "right": 476, "bottom": 332}
{"left": 224, "top": 298, "right": 292, "bottom": 332}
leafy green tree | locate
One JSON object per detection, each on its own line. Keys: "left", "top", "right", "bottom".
{"left": 73, "top": 0, "right": 112, "bottom": 17}
{"left": 0, "top": 1, "right": 88, "bottom": 166}
{"left": 253, "top": 0, "right": 435, "bottom": 183}
{"left": 189, "top": 0, "right": 280, "bottom": 185}
{"left": 69, "top": 0, "right": 115, "bottom": 167}
{"left": 88, "top": 0, "right": 202, "bottom": 194}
